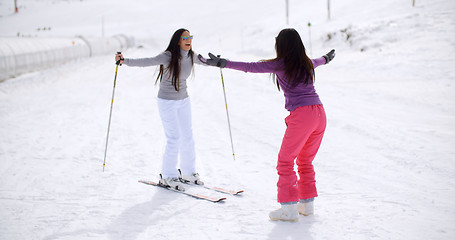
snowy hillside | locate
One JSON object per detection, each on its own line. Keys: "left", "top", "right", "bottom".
{"left": 1, "top": 0, "right": 454, "bottom": 239}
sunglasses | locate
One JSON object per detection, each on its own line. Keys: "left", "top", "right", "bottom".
{"left": 181, "top": 35, "right": 193, "bottom": 40}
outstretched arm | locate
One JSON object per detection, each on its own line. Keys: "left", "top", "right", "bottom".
{"left": 198, "top": 52, "right": 277, "bottom": 73}
{"left": 312, "top": 49, "right": 336, "bottom": 68}
{"left": 115, "top": 52, "right": 171, "bottom": 67}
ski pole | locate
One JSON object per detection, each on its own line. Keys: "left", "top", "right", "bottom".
{"left": 103, "top": 51, "right": 122, "bottom": 172}
{"left": 308, "top": 22, "right": 313, "bottom": 57}
{"left": 218, "top": 56, "right": 236, "bottom": 161}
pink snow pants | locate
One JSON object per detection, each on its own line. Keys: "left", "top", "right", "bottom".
{"left": 276, "top": 104, "right": 326, "bottom": 203}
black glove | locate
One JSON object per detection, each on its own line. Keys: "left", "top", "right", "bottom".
{"left": 198, "top": 53, "right": 227, "bottom": 68}
{"left": 115, "top": 52, "right": 124, "bottom": 65}
{"left": 323, "top": 49, "right": 335, "bottom": 64}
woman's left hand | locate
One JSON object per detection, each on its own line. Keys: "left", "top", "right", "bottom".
{"left": 323, "top": 49, "right": 335, "bottom": 64}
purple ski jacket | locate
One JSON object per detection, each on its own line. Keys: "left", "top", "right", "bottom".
{"left": 225, "top": 57, "right": 327, "bottom": 111}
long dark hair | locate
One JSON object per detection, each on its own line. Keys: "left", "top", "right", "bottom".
{"left": 156, "top": 28, "right": 194, "bottom": 91}
{"left": 272, "top": 28, "right": 314, "bottom": 91}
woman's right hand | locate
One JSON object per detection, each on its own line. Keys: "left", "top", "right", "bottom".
{"left": 115, "top": 53, "right": 124, "bottom": 65}
{"left": 198, "top": 53, "right": 227, "bottom": 68}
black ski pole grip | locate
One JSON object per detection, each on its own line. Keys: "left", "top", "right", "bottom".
{"left": 116, "top": 51, "right": 123, "bottom": 66}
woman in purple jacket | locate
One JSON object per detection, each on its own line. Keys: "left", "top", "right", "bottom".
{"left": 199, "top": 28, "right": 335, "bottom": 221}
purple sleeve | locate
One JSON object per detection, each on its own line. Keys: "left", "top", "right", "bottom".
{"left": 225, "top": 57, "right": 325, "bottom": 72}
{"left": 225, "top": 60, "right": 278, "bottom": 73}
{"left": 312, "top": 57, "right": 327, "bottom": 68}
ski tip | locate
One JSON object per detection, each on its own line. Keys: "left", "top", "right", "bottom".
{"left": 234, "top": 190, "right": 244, "bottom": 195}
{"left": 210, "top": 197, "right": 227, "bottom": 203}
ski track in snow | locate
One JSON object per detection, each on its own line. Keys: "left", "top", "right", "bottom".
{"left": 1, "top": 0, "right": 455, "bottom": 239}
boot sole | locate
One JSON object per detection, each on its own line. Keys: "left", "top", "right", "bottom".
{"left": 269, "top": 216, "right": 299, "bottom": 222}
{"left": 299, "top": 212, "right": 313, "bottom": 216}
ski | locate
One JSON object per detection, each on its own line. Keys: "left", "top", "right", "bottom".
{"left": 203, "top": 185, "right": 243, "bottom": 195}
{"left": 179, "top": 180, "right": 244, "bottom": 195}
{"left": 202, "top": 185, "right": 243, "bottom": 196}
{"left": 138, "top": 180, "right": 226, "bottom": 203}
{"left": 177, "top": 170, "right": 243, "bottom": 195}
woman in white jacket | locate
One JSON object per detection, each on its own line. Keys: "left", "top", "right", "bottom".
{"left": 115, "top": 28, "right": 203, "bottom": 191}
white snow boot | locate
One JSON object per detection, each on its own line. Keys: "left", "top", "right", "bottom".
{"left": 269, "top": 204, "right": 299, "bottom": 222}
{"left": 297, "top": 201, "right": 314, "bottom": 216}
{"left": 180, "top": 172, "right": 204, "bottom": 185}
{"left": 159, "top": 177, "right": 185, "bottom": 191}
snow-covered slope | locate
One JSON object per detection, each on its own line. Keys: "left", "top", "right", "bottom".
{"left": 1, "top": 0, "right": 454, "bottom": 239}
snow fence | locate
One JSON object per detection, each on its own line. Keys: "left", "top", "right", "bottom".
{"left": 0, "top": 34, "right": 134, "bottom": 81}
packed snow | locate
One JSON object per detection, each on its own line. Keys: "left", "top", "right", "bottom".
{"left": 1, "top": 0, "right": 454, "bottom": 239}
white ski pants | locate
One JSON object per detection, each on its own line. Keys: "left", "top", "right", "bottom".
{"left": 157, "top": 97, "right": 196, "bottom": 178}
